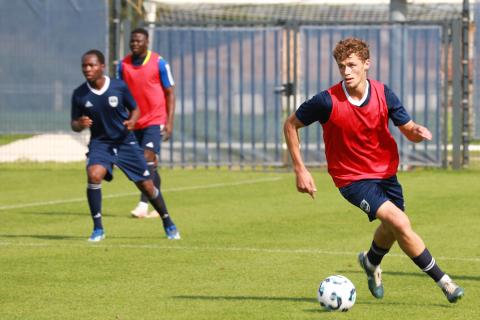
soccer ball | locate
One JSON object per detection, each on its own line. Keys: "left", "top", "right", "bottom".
{"left": 317, "top": 275, "right": 356, "bottom": 312}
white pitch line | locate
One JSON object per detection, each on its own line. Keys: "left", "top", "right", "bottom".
{"left": 0, "top": 176, "right": 283, "bottom": 211}
{"left": 0, "top": 241, "right": 479, "bottom": 263}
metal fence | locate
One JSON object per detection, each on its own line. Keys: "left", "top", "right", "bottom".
{"left": 474, "top": 3, "right": 480, "bottom": 139}
{"left": 153, "top": 24, "right": 445, "bottom": 168}
{"left": 153, "top": 27, "right": 284, "bottom": 168}
{"left": 0, "top": 1, "right": 470, "bottom": 169}
{"left": 0, "top": 0, "right": 109, "bottom": 134}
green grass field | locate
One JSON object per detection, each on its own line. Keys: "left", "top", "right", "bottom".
{"left": 0, "top": 164, "right": 479, "bottom": 319}
{"left": 0, "top": 134, "right": 34, "bottom": 146}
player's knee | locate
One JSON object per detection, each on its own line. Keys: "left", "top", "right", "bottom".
{"left": 144, "top": 150, "right": 156, "bottom": 163}
{"left": 137, "top": 180, "right": 155, "bottom": 197}
{"left": 377, "top": 204, "right": 411, "bottom": 234}
{"left": 87, "top": 172, "right": 103, "bottom": 184}
{"left": 391, "top": 215, "right": 411, "bottom": 235}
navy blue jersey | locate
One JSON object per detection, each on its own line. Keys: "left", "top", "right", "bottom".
{"left": 71, "top": 77, "right": 137, "bottom": 142}
{"left": 296, "top": 80, "right": 411, "bottom": 126}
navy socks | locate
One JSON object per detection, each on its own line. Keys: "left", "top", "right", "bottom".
{"left": 149, "top": 188, "right": 173, "bottom": 228}
{"left": 412, "top": 248, "right": 445, "bottom": 282}
{"left": 141, "top": 163, "right": 161, "bottom": 203}
{"left": 366, "top": 241, "right": 390, "bottom": 266}
{"left": 87, "top": 183, "right": 103, "bottom": 230}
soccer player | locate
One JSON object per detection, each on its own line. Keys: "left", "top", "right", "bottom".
{"left": 71, "top": 49, "right": 180, "bottom": 241}
{"left": 117, "top": 27, "right": 176, "bottom": 219}
{"left": 283, "top": 38, "right": 464, "bottom": 303}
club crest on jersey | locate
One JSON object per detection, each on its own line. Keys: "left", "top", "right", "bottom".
{"left": 108, "top": 96, "right": 118, "bottom": 107}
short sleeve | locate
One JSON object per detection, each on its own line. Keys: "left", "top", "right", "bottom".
{"left": 71, "top": 91, "right": 83, "bottom": 120}
{"left": 295, "top": 90, "right": 333, "bottom": 125}
{"left": 158, "top": 57, "right": 175, "bottom": 88}
{"left": 385, "top": 85, "right": 411, "bottom": 126}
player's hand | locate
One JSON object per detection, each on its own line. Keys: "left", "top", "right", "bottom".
{"left": 295, "top": 168, "right": 317, "bottom": 199}
{"left": 79, "top": 116, "right": 92, "bottom": 128}
{"left": 162, "top": 123, "right": 173, "bottom": 141}
{"left": 123, "top": 119, "right": 135, "bottom": 130}
{"left": 413, "top": 124, "right": 432, "bottom": 141}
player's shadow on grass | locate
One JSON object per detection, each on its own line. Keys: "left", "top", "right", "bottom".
{"left": 0, "top": 234, "right": 83, "bottom": 240}
{"left": 0, "top": 234, "right": 154, "bottom": 241}
{"left": 21, "top": 210, "right": 87, "bottom": 217}
{"left": 174, "top": 295, "right": 316, "bottom": 303}
{"left": 175, "top": 295, "right": 451, "bottom": 311}
{"left": 304, "top": 300, "right": 452, "bottom": 313}
{"left": 339, "top": 269, "right": 480, "bottom": 282}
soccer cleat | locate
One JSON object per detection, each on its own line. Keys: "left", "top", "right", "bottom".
{"left": 130, "top": 202, "right": 148, "bottom": 218}
{"left": 164, "top": 224, "right": 181, "bottom": 240}
{"left": 145, "top": 210, "right": 160, "bottom": 219}
{"left": 88, "top": 229, "right": 105, "bottom": 242}
{"left": 439, "top": 277, "right": 464, "bottom": 303}
{"left": 358, "top": 251, "right": 384, "bottom": 299}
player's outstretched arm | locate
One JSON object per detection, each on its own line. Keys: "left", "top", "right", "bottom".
{"left": 71, "top": 116, "right": 92, "bottom": 132}
{"left": 399, "top": 120, "right": 432, "bottom": 143}
{"left": 284, "top": 114, "right": 317, "bottom": 199}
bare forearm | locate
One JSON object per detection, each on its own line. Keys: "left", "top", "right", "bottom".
{"left": 165, "top": 91, "right": 175, "bottom": 126}
{"left": 283, "top": 114, "right": 318, "bottom": 198}
{"left": 283, "top": 115, "right": 306, "bottom": 172}
{"left": 129, "top": 108, "right": 140, "bottom": 124}
{"left": 123, "top": 108, "right": 140, "bottom": 130}
{"left": 71, "top": 116, "right": 92, "bottom": 132}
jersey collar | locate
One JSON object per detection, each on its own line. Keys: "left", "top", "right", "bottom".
{"left": 87, "top": 76, "right": 110, "bottom": 95}
{"left": 342, "top": 80, "right": 370, "bottom": 107}
{"left": 132, "top": 50, "right": 152, "bottom": 66}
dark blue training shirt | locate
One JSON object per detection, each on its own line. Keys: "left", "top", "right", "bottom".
{"left": 71, "top": 77, "right": 137, "bottom": 142}
{"left": 296, "top": 81, "right": 411, "bottom": 127}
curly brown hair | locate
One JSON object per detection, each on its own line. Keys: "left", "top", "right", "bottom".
{"left": 333, "top": 38, "right": 370, "bottom": 62}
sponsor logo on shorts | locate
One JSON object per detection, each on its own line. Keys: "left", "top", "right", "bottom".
{"left": 360, "top": 199, "right": 370, "bottom": 213}
{"left": 146, "top": 142, "right": 154, "bottom": 148}
{"left": 143, "top": 170, "right": 150, "bottom": 176}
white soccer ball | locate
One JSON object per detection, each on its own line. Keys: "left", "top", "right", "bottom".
{"left": 317, "top": 275, "right": 356, "bottom": 312}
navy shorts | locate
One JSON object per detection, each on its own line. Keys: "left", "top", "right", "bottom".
{"left": 86, "top": 135, "right": 151, "bottom": 183}
{"left": 339, "top": 175, "right": 405, "bottom": 222}
{"left": 133, "top": 125, "right": 163, "bottom": 154}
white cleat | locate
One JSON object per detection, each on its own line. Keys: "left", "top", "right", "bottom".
{"left": 438, "top": 275, "right": 464, "bottom": 303}
{"left": 130, "top": 202, "right": 148, "bottom": 218}
{"left": 145, "top": 210, "right": 160, "bottom": 219}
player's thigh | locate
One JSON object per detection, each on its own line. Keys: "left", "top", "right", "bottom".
{"left": 376, "top": 201, "right": 411, "bottom": 233}
{"left": 86, "top": 143, "right": 115, "bottom": 181}
{"left": 339, "top": 180, "right": 390, "bottom": 222}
